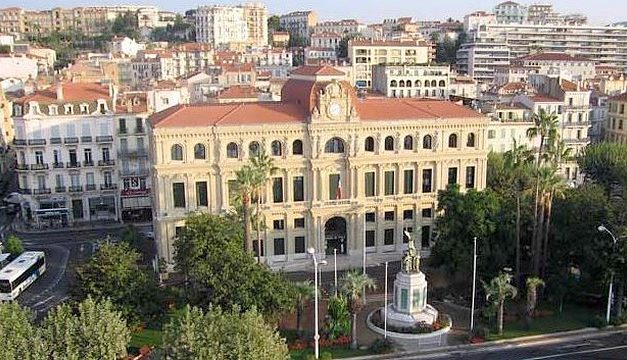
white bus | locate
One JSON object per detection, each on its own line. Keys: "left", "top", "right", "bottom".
{"left": 0, "top": 253, "right": 10, "bottom": 269}
{"left": 0, "top": 251, "right": 46, "bottom": 301}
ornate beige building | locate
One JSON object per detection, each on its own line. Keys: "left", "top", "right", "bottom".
{"left": 606, "top": 93, "right": 627, "bottom": 144}
{"left": 148, "top": 66, "right": 489, "bottom": 268}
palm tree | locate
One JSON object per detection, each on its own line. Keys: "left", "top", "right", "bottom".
{"left": 293, "top": 280, "right": 315, "bottom": 337}
{"left": 525, "top": 277, "right": 545, "bottom": 328}
{"left": 340, "top": 270, "right": 377, "bottom": 349}
{"left": 527, "top": 109, "right": 559, "bottom": 275}
{"left": 234, "top": 164, "right": 257, "bottom": 252}
{"left": 533, "top": 165, "right": 561, "bottom": 275}
{"left": 484, "top": 273, "right": 518, "bottom": 336}
{"left": 250, "top": 152, "right": 277, "bottom": 262}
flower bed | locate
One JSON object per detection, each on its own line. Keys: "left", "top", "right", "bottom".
{"left": 286, "top": 334, "right": 351, "bottom": 351}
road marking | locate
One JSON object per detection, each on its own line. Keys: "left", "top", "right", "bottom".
{"left": 520, "top": 344, "right": 627, "bottom": 360}
{"left": 32, "top": 295, "right": 54, "bottom": 307}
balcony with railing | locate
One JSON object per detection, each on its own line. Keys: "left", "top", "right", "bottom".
{"left": 28, "top": 139, "right": 46, "bottom": 146}
{"left": 81, "top": 136, "right": 93, "bottom": 143}
{"left": 64, "top": 137, "right": 79, "bottom": 144}
{"left": 134, "top": 126, "right": 145, "bottom": 135}
{"left": 18, "top": 188, "right": 32, "bottom": 195}
{"left": 66, "top": 162, "right": 81, "bottom": 168}
{"left": 83, "top": 160, "right": 95, "bottom": 167}
{"left": 53, "top": 162, "right": 64, "bottom": 169}
{"left": 33, "top": 188, "right": 51, "bottom": 195}
{"left": 16, "top": 164, "right": 29, "bottom": 171}
{"left": 30, "top": 163, "right": 49, "bottom": 170}
{"left": 121, "top": 168, "right": 149, "bottom": 177}
{"left": 55, "top": 186, "right": 67, "bottom": 193}
{"left": 68, "top": 185, "right": 83, "bottom": 192}
{"left": 118, "top": 148, "right": 148, "bottom": 158}
{"left": 98, "top": 159, "right": 116, "bottom": 166}
{"left": 100, "top": 183, "right": 118, "bottom": 191}
{"left": 96, "top": 135, "right": 114, "bottom": 143}
{"left": 85, "top": 184, "right": 96, "bottom": 191}
{"left": 50, "top": 137, "right": 62, "bottom": 144}
{"left": 13, "top": 139, "right": 27, "bottom": 146}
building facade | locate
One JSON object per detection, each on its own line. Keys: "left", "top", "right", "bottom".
{"left": 148, "top": 66, "right": 489, "bottom": 267}
{"left": 279, "top": 11, "right": 317, "bottom": 40}
{"left": 606, "top": 93, "right": 627, "bottom": 144}
{"left": 372, "top": 64, "right": 450, "bottom": 99}
{"left": 195, "top": 5, "right": 248, "bottom": 48}
{"left": 12, "top": 82, "right": 120, "bottom": 228}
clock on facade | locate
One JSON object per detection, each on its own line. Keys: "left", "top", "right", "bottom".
{"left": 328, "top": 102, "right": 341, "bottom": 118}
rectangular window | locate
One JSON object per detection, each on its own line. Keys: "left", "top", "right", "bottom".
{"left": 196, "top": 181, "right": 208, "bottom": 207}
{"left": 119, "top": 118, "right": 127, "bottom": 133}
{"left": 35, "top": 151, "right": 44, "bottom": 164}
{"left": 465, "top": 166, "right": 476, "bottom": 189}
{"left": 293, "top": 176, "right": 304, "bottom": 202}
{"left": 294, "top": 218, "right": 305, "bottom": 228}
{"left": 53, "top": 150, "right": 60, "bottom": 164}
{"left": 404, "top": 169, "right": 414, "bottom": 194}
{"left": 365, "top": 212, "right": 376, "bottom": 222}
{"left": 421, "top": 226, "right": 431, "bottom": 248}
{"left": 72, "top": 199, "right": 83, "bottom": 219}
{"left": 84, "top": 148, "right": 92, "bottom": 163}
{"left": 55, "top": 174, "right": 63, "bottom": 187}
{"left": 384, "top": 171, "right": 395, "bottom": 196}
{"left": 384, "top": 211, "right": 394, "bottom": 221}
{"left": 273, "top": 219, "right": 285, "bottom": 230}
{"left": 70, "top": 174, "right": 80, "bottom": 187}
{"left": 422, "top": 208, "right": 432, "bottom": 218}
{"left": 448, "top": 167, "right": 458, "bottom": 186}
{"left": 488, "top": 130, "right": 495, "bottom": 139}
{"left": 422, "top": 169, "right": 432, "bottom": 193}
{"left": 173, "top": 182, "right": 186, "bottom": 208}
{"left": 69, "top": 149, "right": 77, "bottom": 164}
{"left": 328, "top": 174, "right": 340, "bottom": 200}
{"left": 102, "top": 148, "right": 110, "bottom": 161}
{"left": 272, "top": 177, "right": 284, "bottom": 203}
{"left": 294, "top": 236, "right": 305, "bottom": 254}
{"left": 403, "top": 209, "right": 413, "bottom": 220}
{"left": 86, "top": 173, "right": 94, "bottom": 186}
{"left": 273, "top": 238, "right": 285, "bottom": 255}
{"left": 365, "top": 171, "right": 375, "bottom": 197}
{"left": 365, "top": 230, "right": 375, "bottom": 247}
{"left": 384, "top": 228, "right": 394, "bottom": 245}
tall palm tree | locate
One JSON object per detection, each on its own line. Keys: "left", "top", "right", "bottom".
{"left": 527, "top": 109, "right": 559, "bottom": 275}
{"left": 234, "top": 164, "right": 257, "bottom": 252}
{"left": 525, "top": 277, "right": 545, "bottom": 328}
{"left": 483, "top": 273, "right": 518, "bottom": 336}
{"left": 250, "top": 152, "right": 277, "bottom": 262}
{"left": 293, "top": 280, "right": 315, "bottom": 337}
{"left": 340, "top": 270, "right": 377, "bottom": 349}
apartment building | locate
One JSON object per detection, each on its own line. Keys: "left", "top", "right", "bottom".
{"left": 493, "top": 1, "right": 527, "bottom": 24}
{"left": 484, "top": 103, "right": 535, "bottom": 153}
{"left": 12, "top": 82, "right": 119, "bottom": 228}
{"left": 0, "top": 88, "right": 14, "bottom": 178}
{"left": 456, "top": 40, "right": 510, "bottom": 84}
{"left": 372, "top": 64, "right": 450, "bottom": 99}
{"left": 589, "top": 91, "right": 609, "bottom": 143}
{"left": 279, "top": 11, "right": 317, "bottom": 40}
{"left": 195, "top": 5, "right": 248, "bottom": 48}
{"left": 310, "top": 32, "right": 342, "bottom": 50}
{"left": 242, "top": 3, "right": 269, "bottom": 47}
{"left": 148, "top": 65, "right": 489, "bottom": 267}
{"left": 313, "top": 19, "right": 366, "bottom": 36}
{"left": 347, "top": 39, "right": 431, "bottom": 88}
{"left": 605, "top": 93, "right": 627, "bottom": 144}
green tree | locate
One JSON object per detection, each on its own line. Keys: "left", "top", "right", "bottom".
{"left": 0, "top": 45, "right": 10, "bottom": 54}
{"left": 234, "top": 164, "right": 257, "bottom": 252}
{"left": 111, "top": 11, "right": 139, "bottom": 39}
{"left": 250, "top": 152, "right": 277, "bottom": 261}
{"left": 336, "top": 34, "right": 357, "bottom": 58}
{"left": 578, "top": 143, "right": 627, "bottom": 192}
{"left": 483, "top": 273, "right": 518, "bottom": 336}
{"left": 525, "top": 277, "right": 545, "bottom": 328}
{"left": 0, "top": 303, "right": 45, "bottom": 360}
{"left": 293, "top": 280, "right": 315, "bottom": 336}
{"left": 325, "top": 295, "right": 351, "bottom": 339}
{"left": 163, "top": 305, "right": 289, "bottom": 360}
{"left": 174, "top": 213, "right": 295, "bottom": 318}
{"left": 4, "top": 234, "right": 24, "bottom": 257}
{"left": 340, "top": 270, "right": 377, "bottom": 349}
{"left": 74, "top": 242, "right": 162, "bottom": 324}
{"left": 267, "top": 15, "right": 282, "bottom": 33}
{"left": 41, "top": 297, "right": 130, "bottom": 360}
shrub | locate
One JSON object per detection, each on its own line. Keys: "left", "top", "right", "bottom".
{"left": 589, "top": 315, "right": 608, "bottom": 328}
{"left": 320, "top": 351, "right": 333, "bottom": 360}
{"left": 325, "top": 296, "right": 350, "bottom": 339}
{"left": 369, "top": 338, "right": 393, "bottom": 354}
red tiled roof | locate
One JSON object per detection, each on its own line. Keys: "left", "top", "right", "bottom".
{"left": 499, "top": 82, "right": 527, "bottom": 92}
{"left": 17, "top": 82, "right": 110, "bottom": 104}
{"left": 217, "top": 85, "right": 259, "bottom": 99}
{"left": 290, "top": 65, "right": 345, "bottom": 76}
{"left": 221, "top": 63, "right": 254, "bottom": 73}
{"left": 530, "top": 95, "right": 562, "bottom": 103}
{"left": 560, "top": 79, "right": 579, "bottom": 91}
{"left": 356, "top": 98, "right": 482, "bottom": 121}
{"left": 610, "top": 92, "right": 627, "bottom": 102}
{"left": 516, "top": 52, "right": 590, "bottom": 62}
{"left": 150, "top": 103, "right": 309, "bottom": 128}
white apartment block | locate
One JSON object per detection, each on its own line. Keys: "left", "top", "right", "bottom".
{"left": 310, "top": 32, "right": 343, "bottom": 50}
{"left": 305, "top": 48, "right": 338, "bottom": 65}
{"left": 485, "top": 103, "right": 536, "bottom": 153}
{"left": 279, "top": 11, "right": 317, "bottom": 40}
{"left": 12, "top": 82, "right": 119, "bottom": 228}
{"left": 313, "top": 19, "right": 366, "bottom": 36}
{"left": 241, "top": 48, "right": 293, "bottom": 66}
{"left": 493, "top": 1, "right": 527, "bottom": 24}
{"left": 348, "top": 39, "right": 431, "bottom": 88}
{"left": 196, "top": 4, "right": 268, "bottom": 48}
{"left": 372, "top": 64, "right": 450, "bottom": 99}
{"left": 456, "top": 40, "right": 510, "bottom": 84}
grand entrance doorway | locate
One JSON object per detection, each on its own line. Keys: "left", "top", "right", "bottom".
{"left": 325, "top": 216, "right": 347, "bottom": 255}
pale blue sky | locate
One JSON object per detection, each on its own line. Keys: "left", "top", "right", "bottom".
{"left": 6, "top": 1, "right": 625, "bottom": 25}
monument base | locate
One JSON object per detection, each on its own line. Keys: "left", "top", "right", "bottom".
{"left": 385, "top": 303, "right": 439, "bottom": 328}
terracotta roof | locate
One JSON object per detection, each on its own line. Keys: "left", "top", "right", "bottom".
{"left": 560, "top": 79, "right": 579, "bottom": 91}
{"left": 281, "top": 78, "right": 356, "bottom": 113}
{"left": 529, "top": 95, "right": 562, "bottom": 103}
{"left": 290, "top": 65, "right": 345, "bottom": 76}
{"left": 17, "top": 82, "right": 110, "bottom": 104}
{"left": 221, "top": 63, "right": 254, "bottom": 73}
{"left": 150, "top": 103, "right": 309, "bottom": 128}
{"left": 499, "top": 82, "right": 527, "bottom": 92}
{"left": 116, "top": 92, "right": 148, "bottom": 114}
{"left": 217, "top": 85, "right": 259, "bottom": 100}
{"left": 516, "top": 52, "right": 591, "bottom": 62}
{"left": 355, "top": 98, "right": 482, "bottom": 121}
{"left": 610, "top": 92, "right": 627, "bottom": 102}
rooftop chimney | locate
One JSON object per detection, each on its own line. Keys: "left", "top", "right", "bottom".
{"left": 56, "top": 81, "right": 64, "bottom": 101}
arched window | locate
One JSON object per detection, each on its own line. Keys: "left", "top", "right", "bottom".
{"left": 194, "top": 143, "right": 206, "bottom": 159}
{"left": 399, "top": 80, "right": 405, "bottom": 87}
{"left": 271, "top": 140, "right": 282, "bottom": 156}
{"left": 324, "top": 137, "right": 345, "bottom": 153}
{"left": 364, "top": 136, "right": 375, "bottom": 152}
{"left": 406, "top": 79, "right": 413, "bottom": 87}
{"left": 414, "top": 80, "right": 422, "bottom": 87}
{"left": 448, "top": 134, "right": 458, "bottom": 148}
{"left": 423, "top": 135, "right": 432, "bottom": 149}
{"left": 384, "top": 136, "right": 394, "bottom": 151}
{"left": 226, "top": 142, "right": 239, "bottom": 158}
{"left": 249, "top": 141, "right": 260, "bottom": 157}
{"left": 403, "top": 135, "right": 413, "bottom": 150}
{"left": 467, "top": 133, "right": 476, "bottom": 147}
{"left": 390, "top": 80, "right": 397, "bottom": 87}
{"left": 431, "top": 80, "right": 437, "bottom": 87}
{"left": 171, "top": 144, "right": 183, "bottom": 161}
{"left": 438, "top": 80, "right": 446, "bottom": 87}
{"left": 292, "top": 139, "right": 303, "bottom": 155}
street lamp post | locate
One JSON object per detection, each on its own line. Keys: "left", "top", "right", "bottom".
{"left": 307, "top": 247, "right": 327, "bottom": 359}
{"left": 384, "top": 261, "right": 388, "bottom": 339}
{"left": 334, "top": 248, "right": 338, "bottom": 296}
{"left": 598, "top": 225, "right": 618, "bottom": 324}
{"left": 470, "top": 237, "right": 478, "bottom": 332}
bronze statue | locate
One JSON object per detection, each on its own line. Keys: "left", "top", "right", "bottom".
{"left": 402, "top": 241, "right": 421, "bottom": 274}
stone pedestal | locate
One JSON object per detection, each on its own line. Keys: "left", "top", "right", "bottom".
{"left": 386, "top": 270, "right": 438, "bottom": 327}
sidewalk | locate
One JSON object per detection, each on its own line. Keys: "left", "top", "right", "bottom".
{"left": 12, "top": 220, "right": 128, "bottom": 235}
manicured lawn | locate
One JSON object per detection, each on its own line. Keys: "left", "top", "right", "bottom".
{"left": 129, "top": 328, "right": 163, "bottom": 348}
{"left": 290, "top": 347, "right": 371, "bottom": 360}
{"left": 486, "top": 305, "right": 600, "bottom": 341}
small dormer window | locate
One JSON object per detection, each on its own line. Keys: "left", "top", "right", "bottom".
{"left": 64, "top": 104, "right": 73, "bottom": 114}
{"left": 13, "top": 105, "right": 22, "bottom": 117}
{"left": 80, "top": 104, "right": 89, "bottom": 114}
{"left": 49, "top": 105, "right": 58, "bottom": 116}
{"left": 30, "top": 102, "right": 41, "bottom": 115}
{"left": 133, "top": 97, "right": 140, "bottom": 105}
{"left": 97, "top": 100, "right": 108, "bottom": 114}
